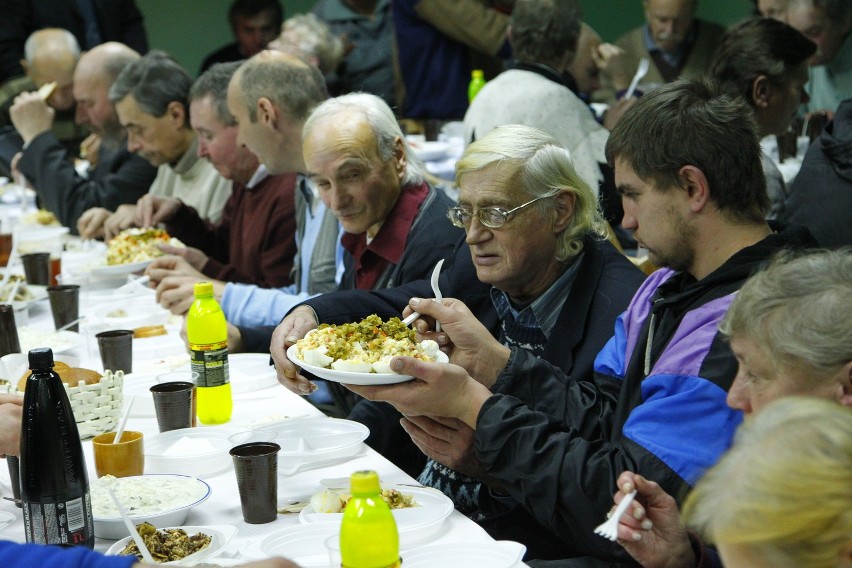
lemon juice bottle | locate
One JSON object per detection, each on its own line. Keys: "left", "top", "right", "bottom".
{"left": 339, "top": 470, "right": 400, "bottom": 568}
{"left": 187, "top": 281, "right": 232, "bottom": 424}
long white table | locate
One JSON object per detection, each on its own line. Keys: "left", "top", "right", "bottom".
{"left": 0, "top": 237, "right": 502, "bottom": 564}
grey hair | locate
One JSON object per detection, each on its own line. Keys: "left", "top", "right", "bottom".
{"left": 235, "top": 51, "right": 328, "bottom": 123}
{"left": 720, "top": 248, "right": 852, "bottom": 381}
{"left": 189, "top": 61, "right": 241, "bottom": 126}
{"left": 456, "top": 124, "right": 607, "bottom": 262}
{"left": 24, "top": 28, "right": 80, "bottom": 63}
{"left": 510, "top": 0, "right": 582, "bottom": 68}
{"left": 108, "top": 50, "right": 193, "bottom": 125}
{"left": 276, "top": 13, "right": 344, "bottom": 75}
{"left": 303, "top": 93, "right": 425, "bottom": 187}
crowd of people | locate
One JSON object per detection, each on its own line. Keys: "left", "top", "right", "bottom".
{"left": 1, "top": 0, "right": 850, "bottom": 567}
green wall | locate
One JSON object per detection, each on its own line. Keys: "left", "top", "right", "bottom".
{"left": 136, "top": 0, "right": 753, "bottom": 78}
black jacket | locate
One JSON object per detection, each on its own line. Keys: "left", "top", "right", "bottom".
{"left": 19, "top": 131, "right": 157, "bottom": 234}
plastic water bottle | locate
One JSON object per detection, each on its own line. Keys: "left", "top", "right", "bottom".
{"left": 468, "top": 69, "right": 486, "bottom": 103}
{"left": 339, "top": 470, "right": 400, "bottom": 568}
{"left": 187, "top": 281, "right": 232, "bottom": 424}
{"left": 20, "top": 347, "right": 94, "bottom": 548}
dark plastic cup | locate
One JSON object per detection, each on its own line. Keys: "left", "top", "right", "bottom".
{"left": 21, "top": 253, "right": 50, "bottom": 285}
{"left": 149, "top": 381, "right": 196, "bottom": 432}
{"left": 0, "top": 304, "right": 21, "bottom": 357}
{"left": 47, "top": 284, "right": 80, "bottom": 332}
{"left": 7, "top": 456, "right": 21, "bottom": 507}
{"left": 230, "top": 442, "right": 280, "bottom": 524}
{"left": 96, "top": 329, "right": 133, "bottom": 374}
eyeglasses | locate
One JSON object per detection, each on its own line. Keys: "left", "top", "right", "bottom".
{"left": 447, "top": 194, "right": 553, "bottom": 229}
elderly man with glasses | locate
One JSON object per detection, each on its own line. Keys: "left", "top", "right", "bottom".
{"left": 270, "top": 124, "right": 644, "bottom": 559}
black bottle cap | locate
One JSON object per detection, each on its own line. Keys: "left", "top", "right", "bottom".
{"left": 28, "top": 347, "right": 55, "bottom": 369}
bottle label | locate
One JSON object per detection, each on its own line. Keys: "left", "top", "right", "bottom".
{"left": 190, "top": 341, "right": 230, "bottom": 387}
{"left": 23, "top": 494, "right": 93, "bottom": 546}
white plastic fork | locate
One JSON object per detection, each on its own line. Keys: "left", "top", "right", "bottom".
{"left": 401, "top": 259, "right": 445, "bottom": 328}
{"left": 593, "top": 490, "right": 637, "bottom": 541}
{"left": 624, "top": 58, "right": 649, "bottom": 99}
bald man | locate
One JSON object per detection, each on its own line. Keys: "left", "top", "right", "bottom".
{"left": 0, "top": 28, "right": 87, "bottom": 153}
{"left": 10, "top": 42, "right": 157, "bottom": 233}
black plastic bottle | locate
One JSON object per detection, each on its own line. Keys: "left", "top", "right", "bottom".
{"left": 20, "top": 347, "right": 94, "bottom": 548}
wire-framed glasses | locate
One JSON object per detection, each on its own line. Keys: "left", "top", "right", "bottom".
{"left": 447, "top": 194, "right": 554, "bottom": 229}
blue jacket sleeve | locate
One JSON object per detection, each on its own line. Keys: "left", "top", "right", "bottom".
{"left": 0, "top": 540, "right": 136, "bottom": 568}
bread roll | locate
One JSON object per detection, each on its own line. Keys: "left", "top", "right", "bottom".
{"left": 133, "top": 325, "right": 167, "bottom": 338}
{"left": 18, "top": 364, "right": 102, "bottom": 392}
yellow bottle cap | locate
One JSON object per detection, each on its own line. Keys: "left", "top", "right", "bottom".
{"left": 472, "top": 69, "right": 484, "bottom": 79}
{"left": 194, "top": 281, "right": 214, "bottom": 297}
{"left": 350, "top": 470, "right": 381, "bottom": 495}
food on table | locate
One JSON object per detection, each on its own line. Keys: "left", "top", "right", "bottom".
{"left": 293, "top": 314, "right": 439, "bottom": 374}
{"left": 0, "top": 276, "right": 33, "bottom": 302}
{"left": 309, "top": 487, "right": 417, "bottom": 514}
{"left": 118, "top": 522, "right": 212, "bottom": 563}
{"left": 22, "top": 209, "right": 60, "bottom": 226}
{"left": 17, "top": 327, "right": 76, "bottom": 355}
{"left": 17, "top": 362, "right": 102, "bottom": 391}
{"left": 105, "top": 228, "right": 183, "bottom": 266}
{"left": 91, "top": 475, "right": 208, "bottom": 518}
{"left": 133, "top": 325, "right": 168, "bottom": 338}
{"left": 106, "top": 309, "right": 129, "bottom": 318}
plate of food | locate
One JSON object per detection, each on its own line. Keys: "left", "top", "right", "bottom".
{"left": 0, "top": 277, "right": 47, "bottom": 306}
{"left": 286, "top": 315, "right": 447, "bottom": 385}
{"left": 90, "top": 474, "right": 212, "bottom": 539}
{"left": 17, "top": 327, "right": 81, "bottom": 353}
{"left": 299, "top": 485, "right": 454, "bottom": 547}
{"left": 105, "top": 524, "right": 237, "bottom": 565}
{"left": 91, "top": 227, "right": 183, "bottom": 276}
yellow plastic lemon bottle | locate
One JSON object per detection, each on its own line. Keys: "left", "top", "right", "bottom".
{"left": 187, "top": 281, "right": 232, "bottom": 424}
{"left": 339, "top": 470, "right": 400, "bottom": 568}
{"left": 468, "top": 69, "right": 486, "bottom": 103}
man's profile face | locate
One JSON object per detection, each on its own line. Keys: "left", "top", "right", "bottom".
{"left": 787, "top": 2, "right": 851, "bottom": 66}
{"left": 191, "top": 95, "right": 258, "bottom": 183}
{"left": 304, "top": 112, "right": 405, "bottom": 238}
{"left": 568, "top": 28, "right": 602, "bottom": 95}
{"left": 643, "top": 0, "right": 696, "bottom": 53}
{"left": 73, "top": 73, "right": 121, "bottom": 140}
{"left": 115, "top": 94, "right": 187, "bottom": 166}
{"left": 233, "top": 10, "right": 279, "bottom": 58}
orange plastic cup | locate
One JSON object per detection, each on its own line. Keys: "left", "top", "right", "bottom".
{"left": 92, "top": 430, "right": 144, "bottom": 478}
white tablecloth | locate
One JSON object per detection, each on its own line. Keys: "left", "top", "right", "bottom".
{"left": 0, "top": 242, "right": 502, "bottom": 564}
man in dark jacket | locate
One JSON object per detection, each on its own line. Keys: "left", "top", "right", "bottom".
{"left": 332, "top": 78, "right": 814, "bottom": 563}
{"left": 271, "top": 124, "right": 645, "bottom": 558}
{"left": 10, "top": 42, "right": 156, "bottom": 234}
{"left": 781, "top": 98, "right": 852, "bottom": 247}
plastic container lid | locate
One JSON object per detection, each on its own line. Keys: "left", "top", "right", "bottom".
{"left": 27, "top": 347, "right": 53, "bottom": 368}
{"left": 194, "top": 281, "right": 213, "bottom": 297}
{"left": 350, "top": 470, "right": 380, "bottom": 495}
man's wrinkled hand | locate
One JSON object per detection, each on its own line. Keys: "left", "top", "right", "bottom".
{"left": 0, "top": 395, "right": 24, "bottom": 457}
{"left": 269, "top": 306, "right": 320, "bottom": 395}
{"left": 405, "top": 297, "right": 510, "bottom": 388}
{"left": 401, "top": 415, "right": 485, "bottom": 479}
{"left": 135, "top": 194, "right": 182, "bottom": 228}
{"left": 9, "top": 91, "right": 54, "bottom": 143}
{"left": 104, "top": 204, "right": 138, "bottom": 240}
{"left": 152, "top": 274, "right": 202, "bottom": 315}
{"left": 77, "top": 207, "right": 111, "bottom": 239}
{"left": 158, "top": 244, "right": 207, "bottom": 271}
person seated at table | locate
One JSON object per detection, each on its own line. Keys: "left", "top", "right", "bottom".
{"left": 315, "top": 78, "right": 815, "bottom": 562}
{"left": 268, "top": 13, "right": 344, "bottom": 78}
{"left": 135, "top": 62, "right": 298, "bottom": 311}
{"left": 9, "top": 42, "right": 157, "bottom": 235}
{"left": 781, "top": 98, "right": 852, "bottom": 248}
{"left": 2, "top": 28, "right": 87, "bottom": 154}
{"left": 77, "top": 52, "right": 232, "bottom": 239}
{"left": 231, "top": 91, "right": 464, "bottom": 357}
{"left": 709, "top": 17, "right": 815, "bottom": 220}
{"left": 270, "top": 124, "right": 645, "bottom": 557}
{"left": 786, "top": 0, "right": 851, "bottom": 116}
{"left": 608, "top": 247, "right": 852, "bottom": 568}
{"left": 200, "top": 0, "right": 283, "bottom": 73}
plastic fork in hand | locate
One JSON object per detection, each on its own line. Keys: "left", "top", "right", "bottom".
{"left": 401, "top": 259, "right": 445, "bottom": 328}
{"left": 593, "top": 490, "right": 637, "bottom": 541}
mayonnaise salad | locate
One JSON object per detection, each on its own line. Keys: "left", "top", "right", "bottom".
{"left": 294, "top": 314, "right": 440, "bottom": 374}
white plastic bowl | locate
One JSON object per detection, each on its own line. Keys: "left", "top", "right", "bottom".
{"left": 144, "top": 428, "right": 234, "bottom": 478}
{"left": 402, "top": 541, "right": 526, "bottom": 568}
{"left": 105, "top": 524, "right": 236, "bottom": 564}
{"left": 91, "top": 474, "right": 211, "bottom": 539}
{"left": 243, "top": 524, "right": 338, "bottom": 565}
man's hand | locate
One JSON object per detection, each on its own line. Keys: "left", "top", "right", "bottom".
{"left": 135, "top": 194, "right": 182, "bottom": 228}
{"left": 269, "top": 306, "right": 320, "bottom": 395}
{"left": 612, "top": 471, "right": 696, "bottom": 568}
{"left": 593, "top": 43, "right": 633, "bottom": 91}
{"left": 146, "top": 256, "right": 222, "bottom": 314}
{"left": 147, "top": 255, "right": 204, "bottom": 281}
{"left": 159, "top": 244, "right": 208, "bottom": 271}
{"left": 401, "top": 415, "right": 485, "bottom": 478}
{"left": 0, "top": 395, "right": 24, "bottom": 457}
{"left": 77, "top": 207, "right": 112, "bottom": 239}
{"left": 347, "top": 357, "right": 490, "bottom": 428}
{"left": 104, "top": 204, "right": 139, "bottom": 240}
{"left": 405, "top": 297, "right": 510, "bottom": 388}
{"left": 9, "top": 91, "right": 55, "bottom": 143}
{"left": 79, "top": 133, "right": 101, "bottom": 166}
